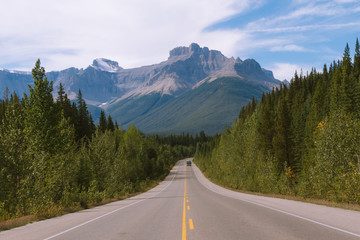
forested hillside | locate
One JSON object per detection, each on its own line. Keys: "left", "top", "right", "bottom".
{"left": 195, "top": 39, "right": 360, "bottom": 204}
{"left": 0, "top": 60, "right": 197, "bottom": 222}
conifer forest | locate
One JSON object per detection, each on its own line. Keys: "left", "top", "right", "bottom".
{"left": 0, "top": 60, "right": 203, "bottom": 221}
{"left": 195, "top": 39, "right": 360, "bottom": 204}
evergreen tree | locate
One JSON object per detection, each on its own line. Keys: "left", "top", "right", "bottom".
{"left": 76, "top": 90, "right": 93, "bottom": 141}
{"left": 107, "top": 115, "right": 115, "bottom": 132}
{"left": 57, "top": 83, "right": 66, "bottom": 106}
{"left": 22, "top": 59, "right": 77, "bottom": 212}
{"left": 25, "top": 59, "right": 58, "bottom": 153}
{"left": 0, "top": 93, "right": 27, "bottom": 214}
{"left": 272, "top": 96, "right": 291, "bottom": 171}
{"left": 258, "top": 93, "right": 274, "bottom": 153}
{"left": 339, "top": 43, "right": 354, "bottom": 112}
{"left": 56, "top": 83, "right": 73, "bottom": 123}
{"left": 354, "top": 38, "right": 360, "bottom": 80}
{"left": 99, "top": 110, "right": 107, "bottom": 133}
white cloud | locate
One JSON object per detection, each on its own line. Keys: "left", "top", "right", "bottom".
{"left": 0, "top": 0, "right": 253, "bottom": 71}
{"left": 0, "top": 0, "right": 358, "bottom": 82}
{"left": 270, "top": 44, "right": 306, "bottom": 52}
{"left": 269, "top": 63, "right": 312, "bottom": 81}
{"left": 334, "top": 0, "right": 358, "bottom": 3}
{"left": 245, "top": 0, "right": 358, "bottom": 34}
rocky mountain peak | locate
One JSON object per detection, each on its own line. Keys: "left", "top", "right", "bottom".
{"left": 91, "top": 58, "right": 122, "bottom": 72}
{"left": 189, "top": 43, "right": 201, "bottom": 53}
{"left": 169, "top": 46, "right": 190, "bottom": 59}
{"left": 234, "top": 59, "right": 262, "bottom": 75}
{"left": 168, "top": 43, "right": 216, "bottom": 59}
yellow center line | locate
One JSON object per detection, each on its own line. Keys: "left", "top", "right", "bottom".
{"left": 189, "top": 219, "right": 194, "bottom": 230}
{"left": 187, "top": 206, "right": 190, "bottom": 210}
{"left": 182, "top": 164, "right": 187, "bottom": 240}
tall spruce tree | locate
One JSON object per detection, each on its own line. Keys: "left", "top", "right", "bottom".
{"left": 76, "top": 90, "right": 93, "bottom": 141}
{"left": 107, "top": 115, "right": 115, "bottom": 132}
{"left": 25, "top": 59, "right": 58, "bottom": 153}
{"left": 273, "top": 95, "right": 291, "bottom": 172}
{"left": 0, "top": 93, "right": 27, "bottom": 214}
{"left": 99, "top": 110, "right": 107, "bottom": 133}
{"left": 354, "top": 38, "right": 360, "bottom": 80}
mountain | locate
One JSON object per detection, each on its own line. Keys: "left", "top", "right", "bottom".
{"left": 104, "top": 44, "right": 280, "bottom": 134}
{"left": 0, "top": 43, "right": 281, "bottom": 134}
{"left": 109, "top": 77, "right": 269, "bottom": 135}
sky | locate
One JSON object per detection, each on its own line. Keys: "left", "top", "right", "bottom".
{"left": 0, "top": 0, "right": 359, "bottom": 81}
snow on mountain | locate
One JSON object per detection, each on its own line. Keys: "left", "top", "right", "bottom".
{"left": 90, "top": 58, "right": 123, "bottom": 72}
{"left": 0, "top": 68, "right": 31, "bottom": 75}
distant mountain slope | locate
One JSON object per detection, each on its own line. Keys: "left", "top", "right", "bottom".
{"left": 0, "top": 43, "right": 281, "bottom": 134}
{"left": 0, "top": 70, "right": 32, "bottom": 96}
{"left": 108, "top": 76, "right": 269, "bottom": 134}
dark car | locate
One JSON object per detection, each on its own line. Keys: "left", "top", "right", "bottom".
{"left": 186, "top": 160, "right": 192, "bottom": 166}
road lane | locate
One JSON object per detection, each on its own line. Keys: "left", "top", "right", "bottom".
{"left": 0, "top": 161, "right": 185, "bottom": 240}
{"left": 188, "top": 160, "right": 360, "bottom": 240}
{"left": 1, "top": 158, "right": 360, "bottom": 240}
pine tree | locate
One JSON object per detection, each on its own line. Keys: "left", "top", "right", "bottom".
{"left": 354, "top": 38, "right": 360, "bottom": 80}
{"left": 56, "top": 83, "right": 73, "bottom": 123}
{"left": 352, "top": 39, "right": 360, "bottom": 119}
{"left": 99, "top": 110, "right": 107, "bottom": 133}
{"left": 338, "top": 43, "right": 354, "bottom": 112}
{"left": 273, "top": 96, "right": 291, "bottom": 171}
{"left": 258, "top": 93, "right": 274, "bottom": 153}
{"left": 0, "top": 92, "right": 27, "bottom": 215}
{"left": 329, "top": 66, "right": 342, "bottom": 112}
{"left": 23, "top": 59, "right": 76, "bottom": 212}
{"left": 57, "top": 83, "right": 65, "bottom": 106}
{"left": 107, "top": 115, "right": 115, "bottom": 132}
{"left": 76, "top": 90, "right": 92, "bottom": 141}
{"left": 25, "top": 59, "right": 58, "bottom": 153}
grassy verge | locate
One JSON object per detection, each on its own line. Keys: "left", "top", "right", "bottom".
{"left": 197, "top": 164, "right": 360, "bottom": 212}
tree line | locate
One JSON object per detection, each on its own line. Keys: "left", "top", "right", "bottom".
{"left": 0, "top": 60, "right": 198, "bottom": 221}
{"left": 195, "top": 39, "right": 360, "bottom": 204}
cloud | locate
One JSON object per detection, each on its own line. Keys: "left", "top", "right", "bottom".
{"left": 244, "top": 0, "right": 360, "bottom": 34}
{"left": 334, "top": 0, "right": 358, "bottom": 3}
{"left": 0, "top": 0, "right": 358, "bottom": 80}
{"left": 270, "top": 44, "right": 306, "bottom": 52}
{"left": 269, "top": 63, "right": 312, "bottom": 81}
{"left": 0, "top": 0, "right": 253, "bottom": 71}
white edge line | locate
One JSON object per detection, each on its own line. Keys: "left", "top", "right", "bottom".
{"left": 192, "top": 163, "right": 360, "bottom": 239}
{"left": 44, "top": 164, "right": 179, "bottom": 240}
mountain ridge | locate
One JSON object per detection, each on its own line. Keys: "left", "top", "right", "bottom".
{"left": 0, "top": 43, "right": 281, "bottom": 134}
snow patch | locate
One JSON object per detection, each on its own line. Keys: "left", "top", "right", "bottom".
{"left": 91, "top": 58, "right": 122, "bottom": 72}
{"left": 0, "top": 68, "right": 31, "bottom": 75}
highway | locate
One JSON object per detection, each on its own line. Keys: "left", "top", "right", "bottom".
{"left": 1, "top": 158, "right": 360, "bottom": 240}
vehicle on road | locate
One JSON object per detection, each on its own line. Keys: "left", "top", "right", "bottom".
{"left": 186, "top": 160, "right": 192, "bottom": 166}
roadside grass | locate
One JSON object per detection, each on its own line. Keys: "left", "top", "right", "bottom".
{"left": 199, "top": 168, "right": 360, "bottom": 212}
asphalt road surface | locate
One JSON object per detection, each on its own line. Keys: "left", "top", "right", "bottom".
{"left": 1, "top": 158, "right": 360, "bottom": 240}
